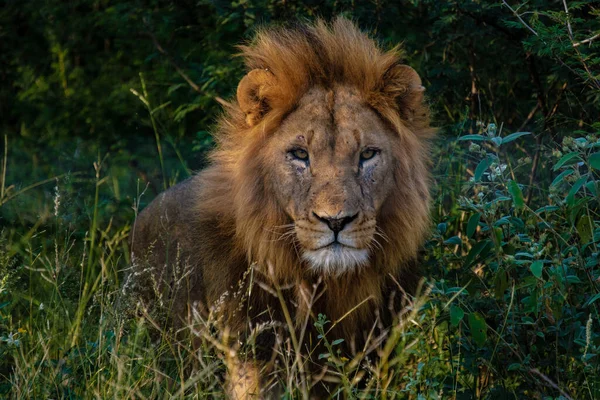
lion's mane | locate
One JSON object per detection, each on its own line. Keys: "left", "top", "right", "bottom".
{"left": 130, "top": 17, "right": 433, "bottom": 342}
{"left": 206, "top": 17, "right": 432, "bottom": 332}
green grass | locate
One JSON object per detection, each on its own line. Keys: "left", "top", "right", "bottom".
{"left": 1, "top": 2, "right": 600, "bottom": 396}
{"left": 2, "top": 124, "right": 600, "bottom": 399}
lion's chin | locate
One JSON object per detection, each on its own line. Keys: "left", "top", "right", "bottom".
{"left": 302, "top": 244, "right": 370, "bottom": 276}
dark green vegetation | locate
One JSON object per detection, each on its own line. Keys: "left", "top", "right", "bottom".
{"left": 1, "top": 0, "right": 600, "bottom": 398}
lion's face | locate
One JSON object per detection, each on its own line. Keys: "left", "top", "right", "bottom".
{"left": 264, "top": 86, "right": 397, "bottom": 274}
{"left": 233, "top": 23, "right": 431, "bottom": 278}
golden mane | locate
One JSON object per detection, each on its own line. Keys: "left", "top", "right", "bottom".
{"left": 130, "top": 16, "right": 434, "bottom": 348}
{"left": 218, "top": 17, "right": 433, "bottom": 139}
{"left": 197, "top": 17, "right": 434, "bottom": 331}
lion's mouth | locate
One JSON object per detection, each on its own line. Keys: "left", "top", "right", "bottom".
{"left": 302, "top": 242, "right": 370, "bottom": 275}
{"left": 314, "top": 241, "right": 360, "bottom": 251}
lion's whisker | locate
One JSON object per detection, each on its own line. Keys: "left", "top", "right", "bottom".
{"left": 269, "top": 223, "right": 296, "bottom": 230}
{"left": 374, "top": 228, "right": 390, "bottom": 243}
{"left": 268, "top": 229, "right": 297, "bottom": 243}
{"left": 371, "top": 237, "right": 384, "bottom": 252}
{"left": 263, "top": 225, "right": 295, "bottom": 235}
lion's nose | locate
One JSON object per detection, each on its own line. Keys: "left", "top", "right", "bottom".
{"left": 312, "top": 212, "right": 359, "bottom": 235}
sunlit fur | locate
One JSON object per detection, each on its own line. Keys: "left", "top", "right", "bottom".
{"left": 130, "top": 16, "right": 434, "bottom": 350}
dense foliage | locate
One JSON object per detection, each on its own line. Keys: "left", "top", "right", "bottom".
{"left": 1, "top": 0, "right": 599, "bottom": 398}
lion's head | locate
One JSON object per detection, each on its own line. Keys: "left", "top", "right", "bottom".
{"left": 212, "top": 17, "right": 434, "bottom": 280}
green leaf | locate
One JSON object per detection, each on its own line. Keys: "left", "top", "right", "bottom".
{"left": 585, "top": 293, "right": 600, "bottom": 307}
{"left": 566, "top": 175, "right": 588, "bottom": 206}
{"left": 444, "top": 236, "right": 462, "bottom": 245}
{"left": 458, "top": 134, "right": 488, "bottom": 141}
{"left": 463, "top": 240, "right": 493, "bottom": 268}
{"left": 535, "top": 205, "right": 560, "bottom": 214}
{"left": 494, "top": 270, "right": 509, "bottom": 299}
{"left": 589, "top": 152, "right": 600, "bottom": 170}
{"left": 331, "top": 339, "right": 344, "bottom": 346}
{"left": 468, "top": 312, "right": 488, "bottom": 347}
{"left": 501, "top": 131, "right": 531, "bottom": 145}
{"left": 446, "top": 287, "right": 469, "bottom": 294}
{"left": 515, "top": 252, "right": 534, "bottom": 258}
{"left": 474, "top": 156, "right": 494, "bottom": 182}
{"left": 585, "top": 181, "right": 598, "bottom": 197}
{"left": 494, "top": 216, "right": 510, "bottom": 227}
{"left": 530, "top": 260, "right": 543, "bottom": 279}
{"left": 450, "top": 305, "right": 465, "bottom": 327}
{"left": 553, "top": 152, "right": 582, "bottom": 171}
{"left": 150, "top": 101, "right": 172, "bottom": 115}
{"left": 551, "top": 169, "right": 574, "bottom": 188}
{"left": 507, "top": 180, "right": 524, "bottom": 209}
{"left": 318, "top": 353, "right": 330, "bottom": 360}
{"left": 437, "top": 222, "right": 447, "bottom": 234}
{"left": 466, "top": 213, "right": 481, "bottom": 238}
{"left": 577, "top": 215, "right": 593, "bottom": 244}
{"left": 508, "top": 363, "right": 521, "bottom": 371}
{"left": 494, "top": 227, "right": 504, "bottom": 243}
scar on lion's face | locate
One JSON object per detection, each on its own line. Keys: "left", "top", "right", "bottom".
{"left": 265, "top": 85, "right": 396, "bottom": 275}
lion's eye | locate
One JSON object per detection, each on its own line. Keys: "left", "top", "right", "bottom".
{"left": 360, "top": 148, "right": 379, "bottom": 162}
{"left": 290, "top": 148, "right": 309, "bottom": 161}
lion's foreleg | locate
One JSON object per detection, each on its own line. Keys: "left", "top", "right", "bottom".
{"left": 225, "top": 356, "right": 261, "bottom": 399}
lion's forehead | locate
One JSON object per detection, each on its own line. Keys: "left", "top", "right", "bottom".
{"left": 297, "top": 85, "right": 364, "bottom": 118}
{"left": 290, "top": 85, "right": 386, "bottom": 154}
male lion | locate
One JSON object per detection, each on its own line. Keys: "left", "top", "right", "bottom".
{"left": 128, "top": 17, "right": 434, "bottom": 398}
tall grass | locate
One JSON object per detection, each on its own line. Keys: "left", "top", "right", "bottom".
{"left": 2, "top": 119, "right": 600, "bottom": 398}
{"left": 2, "top": 5, "right": 600, "bottom": 395}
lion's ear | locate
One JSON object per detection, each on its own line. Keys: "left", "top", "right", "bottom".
{"left": 237, "top": 69, "right": 277, "bottom": 127}
{"left": 384, "top": 64, "right": 426, "bottom": 121}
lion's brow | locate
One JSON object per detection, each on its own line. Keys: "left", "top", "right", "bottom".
{"left": 337, "top": 129, "right": 361, "bottom": 154}
{"left": 352, "top": 129, "right": 361, "bottom": 149}
{"left": 327, "top": 90, "right": 337, "bottom": 150}
{"left": 306, "top": 129, "right": 314, "bottom": 146}
{"left": 327, "top": 128, "right": 336, "bottom": 151}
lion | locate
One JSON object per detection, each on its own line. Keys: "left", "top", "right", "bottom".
{"left": 127, "top": 17, "right": 434, "bottom": 398}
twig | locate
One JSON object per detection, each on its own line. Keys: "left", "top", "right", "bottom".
{"left": 458, "top": 6, "right": 521, "bottom": 40}
{"left": 561, "top": 0, "right": 600, "bottom": 89}
{"left": 143, "top": 21, "right": 226, "bottom": 105}
{"left": 501, "top": 0, "right": 596, "bottom": 89}
{"left": 501, "top": 1, "right": 538, "bottom": 37}
{"left": 526, "top": 135, "right": 541, "bottom": 206}
{"left": 524, "top": 54, "right": 548, "bottom": 205}
{"left": 516, "top": 103, "right": 539, "bottom": 132}
{"left": 271, "top": 270, "right": 309, "bottom": 400}
{"left": 561, "top": 0, "right": 574, "bottom": 38}
{"left": 573, "top": 33, "right": 600, "bottom": 47}
{"left": 0, "top": 171, "right": 84, "bottom": 207}
{"left": 529, "top": 368, "right": 574, "bottom": 400}
{"left": 468, "top": 43, "right": 481, "bottom": 125}
{"left": 1, "top": 135, "right": 6, "bottom": 202}
{"left": 546, "top": 82, "right": 568, "bottom": 122}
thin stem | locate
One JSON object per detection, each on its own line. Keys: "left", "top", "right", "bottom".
{"left": 274, "top": 281, "right": 309, "bottom": 400}
{"left": 1, "top": 135, "right": 6, "bottom": 202}
{"left": 140, "top": 72, "right": 168, "bottom": 190}
{"left": 143, "top": 21, "right": 226, "bottom": 106}
{"left": 501, "top": 0, "right": 539, "bottom": 37}
{"left": 70, "top": 159, "right": 102, "bottom": 347}
{"left": 573, "top": 33, "right": 599, "bottom": 47}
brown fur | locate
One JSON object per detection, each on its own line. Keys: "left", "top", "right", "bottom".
{"left": 128, "top": 17, "right": 434, "bottom": 396}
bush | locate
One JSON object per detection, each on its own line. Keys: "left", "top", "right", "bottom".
{"left": 1, "top": 0, "right": 599, "bottom": 398}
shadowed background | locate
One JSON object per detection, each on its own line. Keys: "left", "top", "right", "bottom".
{"left": 1, "top": 0, "right": 600, "bottom": 398}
